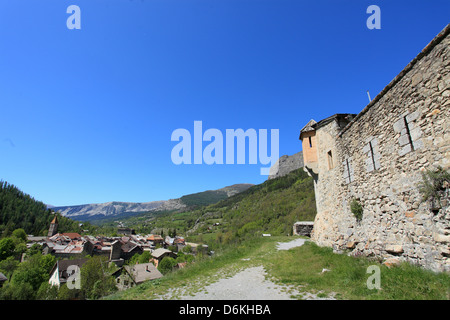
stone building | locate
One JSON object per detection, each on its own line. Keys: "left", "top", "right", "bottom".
{"left": 112, "top": 263, "right": 163, "bottom": 290}
{"left": 47, "top": 215, "right": 59, "bottom": 237}
{"left": 300, "top": 24, "right": 449, "bottom": 272}
{"left": 48, "top": 258, "right": 88, "bottom": 288}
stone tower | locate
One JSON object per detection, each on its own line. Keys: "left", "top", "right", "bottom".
{"left": 47, "top": 215, "right": 59, "bottom": 237}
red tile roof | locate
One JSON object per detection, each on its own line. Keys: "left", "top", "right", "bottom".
{"left": 147, "top": 235, "right": 163, "bottom": 241}
{"left": 62, "top": 233, "right": 82, "bottom": 240}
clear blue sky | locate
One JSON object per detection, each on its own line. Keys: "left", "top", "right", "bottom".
{"left": 0, "top": 0, "right": 449, "bottom": 206}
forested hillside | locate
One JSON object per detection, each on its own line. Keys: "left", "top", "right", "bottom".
{"left": 0, "top": 181, "right": 89, "bottom": 236}
{"left": 133, "top": 168, "right": 317, "bottom": 247}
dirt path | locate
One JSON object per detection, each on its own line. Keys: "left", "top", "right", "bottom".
{"left": 157, "top": 238, "right": 335, "bottom": 300}
{"left": 176, "top": 266, "right": 302, "bottom": 300}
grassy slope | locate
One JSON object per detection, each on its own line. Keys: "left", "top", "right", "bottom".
{"left": 169, "top": 168, "right": 316, "bottom": 246}
{"left": 107, "top": 236, "right": 450, "bottom": 300}
{"left": 110, "top": 168, "right": 316, "bottom": 242}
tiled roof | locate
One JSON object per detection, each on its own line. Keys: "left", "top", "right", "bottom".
{"left": 300, "top": 119, "right": 317, "bottom": 133}
{"left": 62, "top": 233, "right": 82, "bottom": 240}
{"left": 124, "top": 263, "right": 163, "bottom": 283}
{"left": 147, "top": 235, "right": 163, "bottom": 241}
{"left": 151, "top": 248, "right": 173, "bottom": 258}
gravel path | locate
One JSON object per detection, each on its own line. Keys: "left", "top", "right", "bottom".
{"left": 176, "top": 266, "right": 301, "bottom": 300}
{"left": 158, "top": 238, "right": 334, "bottom": 300}
{"left": 276, "top": 238, "right": 308, "bottom": 250}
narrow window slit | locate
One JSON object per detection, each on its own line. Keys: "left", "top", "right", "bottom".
{"left": 403, "top": 116, "right": 414, "bottom": 151}
{"left": 369, "top": 141, "right": 376, "bottom": 171}
{"left": 327, "top": 151, "right": 333, "bottom": 169}
{"left": 345, "top": 158, "right": 352, "bottom": 182}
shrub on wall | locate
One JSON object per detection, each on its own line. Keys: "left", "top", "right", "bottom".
{"left": 350, "top": 198, "right": 363, "bottom": 221}
{"left": 418, "top": 166, "right": 450, "bottom": 209}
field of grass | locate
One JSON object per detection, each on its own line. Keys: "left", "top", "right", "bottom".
{"left": 266, "top": 240, "right": 450, "bottom": 300}
{"left": 106, "top": 236, "right": 450, "bottom": 300}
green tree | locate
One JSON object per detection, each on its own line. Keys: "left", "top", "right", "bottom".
{"left": 57, "top": 283, "right": 81, "bottom": 300}
{"left": 27, "top": 243, "right": 42, "bottom": 256}
{"left": 36, "top": 281, "right": 59, "bottom": 300}
{"left": 80, "top": 256, "right": 116, "bottom": 299}
{"left": 158, "top": 257, "right": 177, "bottom": 275}
{"left": 169, "top": 228, "right": 177, "bottom": 238}
{"left": 128, "top": 251, "right": 150, "bottom": 265}
{"left": 11, "top": 228, "right": 27, "bottom": 242}
{"left": 0, "top": 238, "right": 15, "bottom": 260}
{"left": 0, "top": 181, "right": 98, "bottom": 236}
{"left": 0, "top": 256, "right": 19, "bottom": 279}
{"left": 14, "top": 242, "right": 27, "bottom": 257}
{"left": 0, "top": 281, "right": 35, "bottom": 300}
{"left": 11, "top": 254, "right": 55, "bottom": 294}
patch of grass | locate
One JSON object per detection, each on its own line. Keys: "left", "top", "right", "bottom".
{"left": 265, "top": 241, "right": 450, "bottom": 300}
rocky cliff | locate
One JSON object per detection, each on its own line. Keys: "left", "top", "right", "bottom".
{"left": 268, "top": 151, "right": 304, "bottom": 180}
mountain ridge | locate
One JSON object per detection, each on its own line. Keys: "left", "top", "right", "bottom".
{"left": 52, "top": 183, "right": 254, "bottom": 221}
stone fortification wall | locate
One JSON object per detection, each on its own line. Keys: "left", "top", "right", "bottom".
{"left": 311, "top": 25, "right": 450, "bottom": 272}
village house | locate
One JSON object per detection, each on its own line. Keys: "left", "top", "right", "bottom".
{"left": 117, "top": 227, "right": 135, "bottom": 235}
{"left": 112, "top": 262, "right": 163, "bottom": 290}
{"left": 120, "top": 241, "right": 144, "bottom": 260}
{"left": 173, "top": 237, "right": 186, "bottom": 252}
{"left": 165, "top": 236, "right": 175, "bottom": 246}
{"left": 35, "top": 217, "right": 187, "bottom": 275}
{"left": 185, "top": 242, "right": 209, "bottom": 255}
{"left": 48, "top": 258, "right": 88, "bottom": 288}
{"left": 147, "top": 234, "right": 164, "bottom": 247}
{"left": 151, "top": 248, "right": 177, "bottom": 267}
{"left": 165, "top": 236, "right": 186, "bottom": 251}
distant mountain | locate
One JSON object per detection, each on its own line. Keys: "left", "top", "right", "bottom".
{"left": 52, "top": 184, "right": 254, "bottom": 222}
{"left": 268, "top": 151, "right": 304, "bottom": 180}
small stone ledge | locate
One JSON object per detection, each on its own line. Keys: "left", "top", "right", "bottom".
{"left": 293, "top": 221, "right": 314, "bottom": 237}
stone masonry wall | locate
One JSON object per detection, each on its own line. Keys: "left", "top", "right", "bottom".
{"left": 311, "top": 25, "right": 450, "bottom": 272}
{"left": 310, "top": 119, "right": 343, "bottom": 246}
